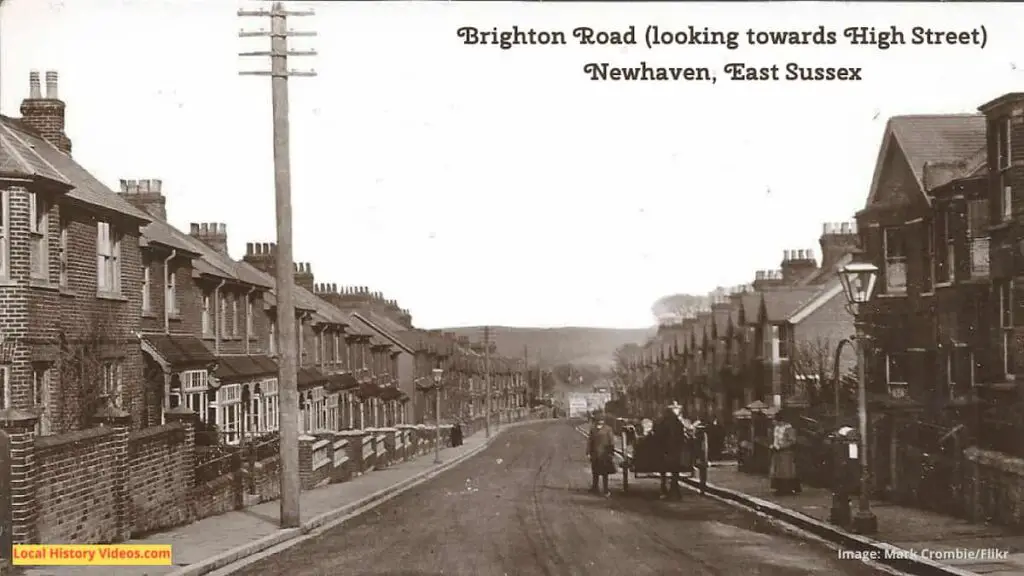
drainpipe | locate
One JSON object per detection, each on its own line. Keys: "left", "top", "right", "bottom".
{"left": 245, "top": 286, "right": 255, "bottom": 355}
{"left": 163, "top": 250, "right": 177, "bottom": 334}
{"left": 214, "top": 279, "right": 226, "bottom": 355}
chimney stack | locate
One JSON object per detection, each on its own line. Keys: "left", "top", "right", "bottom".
{"left": 780, "top": 247, "right": 818, "bottom": 284}
{"left": 119, "top": 178, "right": 167, "bottom": 220}
{"left": 20, "top": 70, "right": 72, "bottom": 154}
{"left": 820, "top": 221, "right": 860, "bottom": 274}
{"left": 293, "top": 263, "right": 314, "bottom": 293}
{"left": 243, "top": 241, "right": 278, "bottom": 275}
{"left": 189, "top": 222, "right": 229, "bottom": 256}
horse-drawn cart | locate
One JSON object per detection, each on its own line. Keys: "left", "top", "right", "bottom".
{"left": 616, "top": 417, "right": 709, "bottom": 493}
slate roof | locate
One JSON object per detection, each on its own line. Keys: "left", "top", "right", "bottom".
{"left": 215, "top": 354, "right": 278, "bottom": 383}
{"left": 0, "top": 116, "right": 151, "bottom": 221}
{"left": 351, "top": 312, "right": 415, "bottom": 354}
{"left": 761, "top": 287, "right": 824, "bottom": 323}
{"left": 797, "top": 252, "right": 853, "bottom": 286}
{"left": 868, "top": 114, "right": 987, "bottom": 206}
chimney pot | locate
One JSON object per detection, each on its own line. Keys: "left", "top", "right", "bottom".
{"left": 218, "top": 223, "right": 226, "bottom": 234}
{"left": 151, "top": 179, "right": 163, "bottom": 193}
{"left": 28, "top": 70, "right": 41, "bottom": 99}
{"left": 331, "top": 283, "right": 337, "bottom": 293}
{"left": 246, "top": 242, "right": 254, "bottom": 255}
{"left": 127, "top": 179, "right": 138, "bottom": 193}
{"left": 270, "top": 243, "right": 277, "bottom": 254}
{"left": 119, "top": 179, "right": 129, "bottom": 194}
{"left": 190, "top": 223, "right": 200, "bottom": 234}
{"left": 44, "top": 71, "right": 58, "bottom": 99}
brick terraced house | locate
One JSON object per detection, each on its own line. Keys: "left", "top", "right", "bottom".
{"left": 0, "top": 69, "right": 532, "bottom": 555}
{"left": 0, "top": 71, "right": 152, "bottom": 433}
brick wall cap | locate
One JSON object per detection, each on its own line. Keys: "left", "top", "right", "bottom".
{"left": 338, "top": 430, "right": 365, "bottom": 437}
{"left": 298, "top": 434, "right": 317, "bottom": 442}
{"left": 93, "top": 404, "right": 131, "bottom": 424}
{"left": 0, "top": 408, "right": 40, "bottom": 429}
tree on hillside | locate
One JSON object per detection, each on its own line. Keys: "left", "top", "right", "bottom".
{"left": 788, "top": 336, "right": 858, "bottom": 410}
{"left": 612, "top": 343, "right": 640, "bottom": 388}
{"left": 651, "top": 293, "right": 710, "bottom": 323}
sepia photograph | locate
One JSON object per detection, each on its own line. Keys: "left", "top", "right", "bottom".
{"left": 0, "top": 1, "right": 1022, "bottom": 575}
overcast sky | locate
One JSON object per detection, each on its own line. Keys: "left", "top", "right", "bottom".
{"left": 2, "top": 1, "right": 1020, "bottom": 328}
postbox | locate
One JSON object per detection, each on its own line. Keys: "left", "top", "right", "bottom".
{"left": 827, "top": 426, "right": 860, "bottom": 526}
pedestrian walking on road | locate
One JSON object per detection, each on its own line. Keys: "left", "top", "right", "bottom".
{"left": 451, "top": 420, "right": 464, "bottom": 447}
{"left": 769, "top": 410, "right": 801, "bottom": 495}
{"left": 587, "top": 416, "right": 616, "bottom": 497}
{"left": 654, "top": 401, "right": 689, "bottom": 500}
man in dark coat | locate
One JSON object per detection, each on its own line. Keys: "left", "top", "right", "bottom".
{"left": 451, "top": 419, "right": 464, "bottom": 447}
{"left": 654, "top": 401, "right": 689, "bottom": 500}
{"left": 587, "top": 416, "right": 616, "bottom": 497}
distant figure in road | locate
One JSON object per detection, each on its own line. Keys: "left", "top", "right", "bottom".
{"left": 451, "top": 420, "right": 464, "bottom": 447}
{"left": 770, "top": 410, "right": 801, "bottom": 495}
{"left": 654, "top": 401, "right": 689, "bottom": 500}
{"left": 587, "top": 416, "right": 616, "bottom": 497}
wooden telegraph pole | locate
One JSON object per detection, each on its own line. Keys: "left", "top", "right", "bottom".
{"left": 237, "top": 1, "right": 316, "bottom": 529}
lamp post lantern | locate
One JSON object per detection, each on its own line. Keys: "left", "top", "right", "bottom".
{"left": 432, "top": 368, "right": 444, "bottom": 464}
{"left": 837, "top": 256, "right": 880, "bottom": 535}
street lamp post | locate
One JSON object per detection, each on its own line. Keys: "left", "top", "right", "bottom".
{"left": 837, "top": 257, "right": 880, "bottom": 535}
{"left": 432, "top": 368, "right": 444, "bottom": 465}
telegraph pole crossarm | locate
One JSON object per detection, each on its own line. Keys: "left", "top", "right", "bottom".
{"left": 237, "top": 1, "right": 317, "bottom": 530}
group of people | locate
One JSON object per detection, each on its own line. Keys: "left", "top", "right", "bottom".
{"left": 585, "top": 401, "right": 802, "bottom": 498}
{"left": 585, "top": 400, "right": 699, "bottom": 499}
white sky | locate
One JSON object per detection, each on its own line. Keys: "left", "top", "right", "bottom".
{"left": 2, "top": 1, "right": 1021, "bottom": 329}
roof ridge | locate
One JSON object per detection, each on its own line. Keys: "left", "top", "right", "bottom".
{"left": 890, "top": 113, "right": 983, "bottom": 119}
{"left": 0, "top": 124, "right": 33, "bottom": 174}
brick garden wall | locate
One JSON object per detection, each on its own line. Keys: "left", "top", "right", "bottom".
{"left": 127, "top": 424, "right": 191, "bottom": 535}
{"left": 34, "top": 428, "right": 120, "bottom": 544}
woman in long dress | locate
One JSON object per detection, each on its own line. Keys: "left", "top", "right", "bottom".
{"left": 769, "top": 410, "right": 801, "bottom": 495}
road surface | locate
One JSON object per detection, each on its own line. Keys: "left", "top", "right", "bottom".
{"left": 233, "top": 420, "right": 887, "bottom": 576}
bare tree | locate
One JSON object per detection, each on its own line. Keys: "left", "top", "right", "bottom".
{"left": 57, "top": 309, "right": 130, "bottom": 430}
{"left": 788, "top": 335, "right": 857, "bottom": 409}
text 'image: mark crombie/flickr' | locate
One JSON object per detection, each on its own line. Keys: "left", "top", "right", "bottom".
{"left": 0, "top": 1, "right": 1022, "bottom": 576}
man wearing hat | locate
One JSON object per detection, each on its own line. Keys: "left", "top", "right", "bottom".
{"left": 654, "top": 400, "right": 689, "bottom": 499}
{"left": 586, "top": 414, "right": 616, "bottom": 497}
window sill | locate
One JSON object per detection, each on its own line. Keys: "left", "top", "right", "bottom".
{"left": 59, "top": 289, "right": 76, "bottom": 298}
{"left": 142, "top": 311, "right": 156, "bottom": 319}
{"left": 877, "top": 292, "right": 908, "bottom": 299}
{"left": 934, "top": 282, "right": 953, "bottom": 289}
{"left": 29, "top": 279, "right": 59, "bottom": 292}
{"left": 989, "top": 221, "right": 1012, "bottom": 233}
{"left": 0, "top": 277, "right": 17, "bottom": 287}
{"left": 168, "top": 313, "right": 182, "bottom": 321}
{"left": 96, "top": 291, "right": 127, "bottom": 302}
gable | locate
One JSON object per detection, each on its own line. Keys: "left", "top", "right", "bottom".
{"left": 869, "top": 135, "right": 923, "bottom": 208}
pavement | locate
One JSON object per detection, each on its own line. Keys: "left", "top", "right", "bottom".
{"left": 694, "top": 466, "right": 1024, "bottom": 576}
{"left": 16, "top": 418, "right": 539, "bottom": 576}
{"left": 226, "top": 420, "right": 892, "bottom": 576}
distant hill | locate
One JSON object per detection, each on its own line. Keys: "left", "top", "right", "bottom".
{"left": 440, "top": 326, "right": 653, "bottom": 368}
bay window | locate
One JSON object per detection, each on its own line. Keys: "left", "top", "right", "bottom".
{"left": 218, "top": 383, "right": 243, "bottom": 444}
